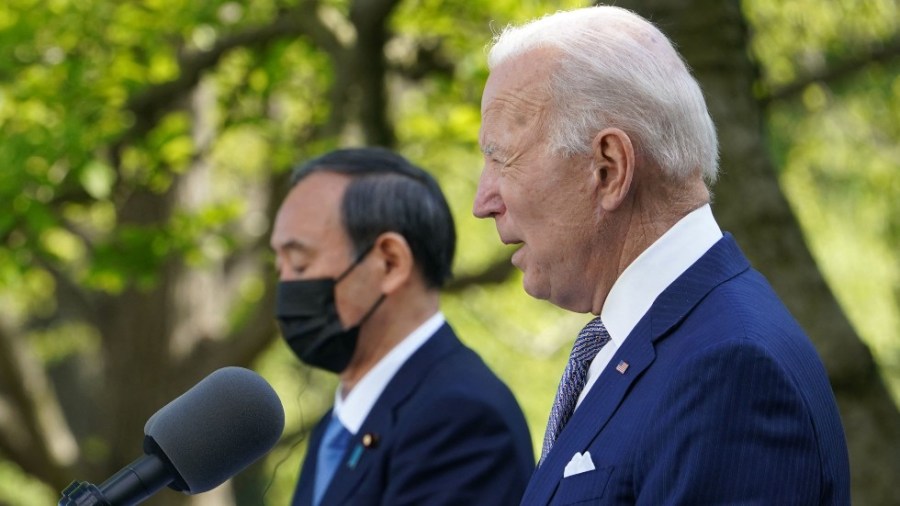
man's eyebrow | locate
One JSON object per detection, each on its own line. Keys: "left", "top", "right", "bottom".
{"left": 481, "top": 144, "right": 499, "bottom": 156}
{"left": 273, "top": 239, "right": 310, "bottom": 252}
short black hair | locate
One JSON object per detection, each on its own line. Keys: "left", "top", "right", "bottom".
{"left": 290, "top": 147, "right": 456, "bottom": 289}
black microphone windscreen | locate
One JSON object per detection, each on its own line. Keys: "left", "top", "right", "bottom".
{"left": 143, "top": 367, "right": 285, "bottom": 494}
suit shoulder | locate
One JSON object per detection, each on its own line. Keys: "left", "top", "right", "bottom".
{"left": 394, "top": 338, "right": 530, "bottom": 436}
{"left": 413, "top": 343, "right": 519, "bottom": 406}
{"left": 687, "top": 268, "right": 815, "bottom": 354}
{"left": 666, "top": 268, "right": 839, "bottom": 427}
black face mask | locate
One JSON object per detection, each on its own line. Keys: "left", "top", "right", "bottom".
{"left": 275, "top": 248, "right": 385, "bottom": 373}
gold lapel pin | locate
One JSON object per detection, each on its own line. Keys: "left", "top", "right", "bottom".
{"left": 362, "top": 432, "right": 380, "bottom": 449}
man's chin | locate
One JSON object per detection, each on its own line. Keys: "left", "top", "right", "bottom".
{"left": 521, "top": 274, "right": 550, "bottom": 302}
{"left": 522, "top": 274, "right": 589, "bottom": 312}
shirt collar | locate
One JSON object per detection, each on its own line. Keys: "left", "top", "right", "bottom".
{"left": 600, "top": 204, "right": 722, "bottom": 346}
{"left": 333, "top": 311, "right": 445, "bottom": 434}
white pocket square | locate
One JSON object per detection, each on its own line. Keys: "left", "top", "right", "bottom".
{"left": 563, "top": 450, "right": 596, "bottom": 478}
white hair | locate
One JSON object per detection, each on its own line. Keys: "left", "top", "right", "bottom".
{"left": 487, "top": 6, "right": 719, "bottom": 183}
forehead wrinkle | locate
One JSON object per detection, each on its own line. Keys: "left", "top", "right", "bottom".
{"left": 482, "top": 94, "right": 550, "bottom": 156}
{"left": 481, "top": 52, "right": 557, "bottom": 161}
{"left": 486, "top": 92, "right": 547, "bottom": 125}
{"left": 483, "top": 47, "right": 555, "bottom": 114}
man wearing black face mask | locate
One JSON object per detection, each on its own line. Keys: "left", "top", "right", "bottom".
{"left": 271, "top": 147, "right": 534, "bottom": 506}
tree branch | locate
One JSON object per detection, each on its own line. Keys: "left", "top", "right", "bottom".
{"left": 167, "top": 251, "right": 279, "bottom": 389}
{"left": 212, "top": 167, "right": 294, "bottom": 371}
{"left": 0, "top": 392, "right": 35, "bottom": 472}
{"left": 445, "top": 253, "right": 516, "bottom": 293}
{"left": 760, "top": 36, "right": 900, "bottom": 104}
{"left": 349, "top": 0, "right": 404, "bottom": 146}
{"left": 173, "top": 169, "right": 291, "bottom": 384}
{"left": 117, "top": 0, "right": 343, "bottom": 148}
{"left": 32, "top": 250, "right": 99, "bottom": 327}
{"left": 0, "top": 322, "right": 78, "bottom": 489}
{"left": 388, "top": 38, "right": 456, "bottom": 81}
{"left": 205, "top": 272, "right": 279, "bottom": 373}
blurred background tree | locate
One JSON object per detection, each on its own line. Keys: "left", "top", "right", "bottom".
{"left": 0, "top": 0, "right": 896, "bottom": 505}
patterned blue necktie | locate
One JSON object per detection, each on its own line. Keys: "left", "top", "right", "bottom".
{"left": 540, "top": 317, "right": 610, "bottom": 463}
{"left": 314, "top": 413, "right": 353, "bottom": 505}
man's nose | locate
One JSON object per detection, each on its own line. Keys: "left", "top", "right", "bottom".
{"left": 472, "top": 169, "right": 505, "bottom": 219}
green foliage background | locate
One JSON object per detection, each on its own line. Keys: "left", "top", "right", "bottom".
{"left": 746, "top": 0, "right": 899, "bottom": 399}
{"left": 0, "top": 0, "right": 896, "bottom": 504}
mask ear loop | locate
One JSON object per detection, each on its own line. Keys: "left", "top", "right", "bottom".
{"left": 335, "top": 242, "right": 376, "bottom": 283}
{"left": 354, "top": 293, "right": 386, "bottom": 328}
{"left": 334, "top": 241, "right": 386, "bottom": 329}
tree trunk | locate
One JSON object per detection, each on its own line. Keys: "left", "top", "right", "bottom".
{"left": 611, "top": 0, "right": 900, "bottom": 503}
{"left": 92, "top": 80, "right": 240, "bottom": 506}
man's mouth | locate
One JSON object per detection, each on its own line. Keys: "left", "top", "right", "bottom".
{"left": 498, "top": 232, "right": 523, "bottom": 246}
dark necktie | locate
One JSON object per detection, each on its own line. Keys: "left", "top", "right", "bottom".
{"left": 313, "top": 413, "right": 352, "bottom": 505}
{"left": 540, "top": 317, "right": 611, "bottom": 463}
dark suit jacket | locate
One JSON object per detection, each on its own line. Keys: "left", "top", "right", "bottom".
{"left": 522, "top": 234, "right": 850, "bottom": 505}
{"left": 292, "top": 323, "right": 534, "bottom": 506}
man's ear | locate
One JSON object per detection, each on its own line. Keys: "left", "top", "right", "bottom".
{"left": 371, "top": 232, "right": 414, "bottom": 294}
{"left": 590, "top": 128, "right": 635, "bottom": 211}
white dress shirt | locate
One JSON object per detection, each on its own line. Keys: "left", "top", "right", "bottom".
{"left": 333, "top": 311, "right": 445, "bottom": 434}
{"left": 576, "top": 204, "right": 723, "bottom": 407}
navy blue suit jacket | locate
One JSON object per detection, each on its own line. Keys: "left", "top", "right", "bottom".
{"left": 522, "top": 234, "right": 850, "bottom": 505}
{"left": 293, "top": 323, "right": 534, "bottom": 506}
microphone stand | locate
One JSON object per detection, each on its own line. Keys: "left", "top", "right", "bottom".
{"left": 59, "top": 481, "right": 111, "bottom": 505}
{"left": 58, "top": 455, "right": 172, "bottom": 506}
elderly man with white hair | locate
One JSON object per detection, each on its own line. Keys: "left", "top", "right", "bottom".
{"left": 473, "top": 6, "right": 850, "bottom": 505}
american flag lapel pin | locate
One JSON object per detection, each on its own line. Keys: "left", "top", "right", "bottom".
{"left": 616, "top": 360, "right": 629, "bottom": 374}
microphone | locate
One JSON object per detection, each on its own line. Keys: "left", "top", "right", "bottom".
{"left": 59, "top": 367, "right": 285, "bottom": 506}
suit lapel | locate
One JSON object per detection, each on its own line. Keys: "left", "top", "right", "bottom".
{"left": 522, "top": 234, "right": 751, "bottom": 505}
{"left": 522, "top": 322, "right": 656, "bottom": 504}
{"left": 320, "top": 324, "right": 462, "bottom": 505}
{"left": 646, "top": 234, "right": 749, "bottom": 339}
